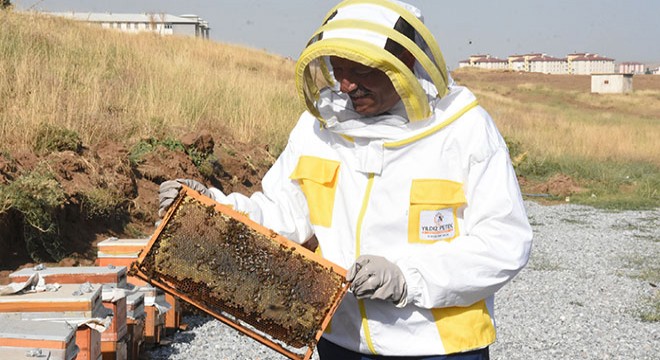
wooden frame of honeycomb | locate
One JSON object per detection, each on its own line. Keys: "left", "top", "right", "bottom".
{"left": 132, "top": 185, "right": 349, "bottom": 360}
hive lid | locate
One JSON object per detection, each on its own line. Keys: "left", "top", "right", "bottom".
{"left": 131, "top": 185, "right": 349, "bottom": 360}
{"left": 0, "top": 318, "right": 76, "bottom": 342}
{"left": 96, "top": 238, "right": 149, "bottom": 257}
{"left": 97, "top": 238, "right": 149, "bottom": 248}
{"left": 0, "top": 283, "right": 102, "bottom": 308}
{"left": 10, "top": 266, "right": 127, "bottom": 278}
{"left": 0, "top": 347, "right": 72, "bottom": 360}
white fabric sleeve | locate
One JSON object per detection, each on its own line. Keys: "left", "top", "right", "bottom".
{"left": 396, "top": 146, "right": 533, "bottom": 309}
{"left": 208, "top": 141, "right": 314, "bottom": 245}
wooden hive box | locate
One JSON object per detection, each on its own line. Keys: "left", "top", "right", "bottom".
{"left": 96, "top": 238, "right": 182, "bottom": 330}
{"left": 124, "top": 288, "right": 145, "bottom": 360}
{"left": 96, "top": 238, "right": 149, "bottom": 263}
{"left": 125, "top": 288, "right": 146, "bottom": 321}
{"left": 100, "top": 333, "right": 128, "bottom": 360}
{"left": 132, "top": 185, "right": 349, "bottom": 360}
{"left": 100, "top": 286, "right": 128, "bottom": 342}
{"left": 164, "top": 292, "right": 181, "bottom": 335}
{"left": 0, "top": 317, "right": 78, "bottom": 360}
{"left": 10, "top": 266, "right": 129, "bottom": 355}
{"left": 139, "top": 286, "right": 167, "bottom": 345}
{"left": 125, "top": 318, "right": 144, "bottom": 360}
{"left": 96, "top": 238, "right": 148, "bottom": 287}
{"left": 0, "top": 283, "right": 106, "bottom": 360}
{"left": 9, "top": 266, "right": 128, "bottom": 289}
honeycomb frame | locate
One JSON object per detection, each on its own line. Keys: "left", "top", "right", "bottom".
{"left": 132, "top": 185, "right": 348, "bottom": 360}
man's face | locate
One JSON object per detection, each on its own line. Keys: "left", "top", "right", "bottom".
{"left": 329, "top": 56, "right": 401, "bottom": 117}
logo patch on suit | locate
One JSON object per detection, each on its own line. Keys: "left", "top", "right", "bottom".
{"left": 419, "top": 208, "right": 455, "bottom": 241}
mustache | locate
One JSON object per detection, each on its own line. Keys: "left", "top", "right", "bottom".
{"left": 347, "top": 86, "right": 371, "bottom": 98}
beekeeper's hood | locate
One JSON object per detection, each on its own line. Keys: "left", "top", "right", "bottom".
{"left": 295, "top": 0, "right": 451, "bottom": 126}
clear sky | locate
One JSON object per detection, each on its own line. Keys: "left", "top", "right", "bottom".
{"left": 14, "top": 0, "right": 660, "bottom": 69}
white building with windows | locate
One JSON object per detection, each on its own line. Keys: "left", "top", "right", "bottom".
{"left": 507, "top": 56, "right": 526, "bottom": 71}
{"left": 618, "top": 62, "right": 646, "bottom": 74}
{"left": 473, "top": 57, "right": 509, "bottom": 70}
{"left": 528, "top": 55, "right": 567, "bottom": 74}
{"left": 45, "top": 12, "right": 210, "bottom": 38}
{"left": 568, "top": 53, "right": 615, "bottom": 75}
{"left": 459, "top": 52, "right": 619, "bottom": 75}
{"left": 460, "top": 54, "right": 508, "bottom": 70}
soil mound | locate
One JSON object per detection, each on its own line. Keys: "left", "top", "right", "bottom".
{"left": 0, "top": 131, "right": 273, "bottom": 282}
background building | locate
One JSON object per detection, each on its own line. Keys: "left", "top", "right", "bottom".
{"left": 45, "top": 12, "right": 210, "bottom": 39}
{"left": 568, "top": 53, "right": 616, "bottom": 75}
{"left": 591, "top": 73, "right": 633, "bottom": 94}
{"left": 460, "top": 52, "right": 617, "bottom": 75}
{"left": 528, "top": 55, "right": 567, "bottom": 74}
{"left": 618, "top": 62, "right": 646, "bottom": 74}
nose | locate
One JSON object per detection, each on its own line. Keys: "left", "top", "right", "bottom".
{"left": 338, "top": 77, "right": 358, "bottom": 94}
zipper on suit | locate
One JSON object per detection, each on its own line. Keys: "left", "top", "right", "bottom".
{"left": 355, "top": 172, "right": 377, "bottom": 355}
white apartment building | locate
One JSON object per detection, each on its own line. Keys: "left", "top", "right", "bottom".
{"left": 569, "top": 53, "right": 616, "bottom": 75}
{"left": 460, "top": 52, "right": 617, "bottom": 75}
{"left": 618, "top": 62, "right": 646, "bottom": 74}
{"left": 45, "top": 12, "right": 210, "bottom": 38}
{"left": 473, "top": 57, "right": 509, "bottom": 70}
{"left": 528, "top": 55, "right": 567, "bottom": 74}
{"left": 459, "top": 54, "right": 508, "bottom": 70}
{"left": 508, "top": 56, "right": 526, "bottom": 71}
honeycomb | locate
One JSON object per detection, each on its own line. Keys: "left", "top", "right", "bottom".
{"left": 135, "top": 190, "right": 347, "bottom": 354}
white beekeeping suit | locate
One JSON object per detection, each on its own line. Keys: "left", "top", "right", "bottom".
{"left": 209, "top": 0, "right": 532, "bottom": 356}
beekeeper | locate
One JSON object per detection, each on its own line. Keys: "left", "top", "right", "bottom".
{"left": 159, "top": 0, "right": 532, "bottom": 358}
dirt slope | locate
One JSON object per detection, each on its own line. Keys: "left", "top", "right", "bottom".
{"left": 0, "top": 130, "right": 273, "bottom": 282}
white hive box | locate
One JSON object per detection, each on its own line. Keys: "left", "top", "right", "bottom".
{"left": 9, "top": 266, "right": 128, "bottom": 288}
{"left": 0, "top": 283, "right": 105, "bottom": 320}
{"left": 0, "top": 317, "right": 79, "bottom": 360}
{"left": 125, "top": 289, "right": 146, "bottom": 360}
{"left": 96, "top": 238, "right": 149, "bottom": 268}
{"left": 0, "top": 283, "right": 108, "bottom": 360}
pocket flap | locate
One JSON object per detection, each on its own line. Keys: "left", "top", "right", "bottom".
{"left": 290, "top": 156, "right": 340, "bottom": 185}
{"left": 410, "top": 179, "right": 466, "bottom": 205}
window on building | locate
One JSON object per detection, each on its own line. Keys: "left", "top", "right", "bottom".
{"left": 604, "top": 80, "right": 609, "bottom": 85}
{"left": 165, "top": 23, "right": 172, "bottom": 29}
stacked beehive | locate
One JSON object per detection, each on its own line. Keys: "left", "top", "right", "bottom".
{"left": 96, "top": 237, "right": 182, "bottom": 336}
{"left": 6, "top": 266, "right": 138, "bottom": 360}
{"left": 0, "top": 282, "right": 106, "bottom": 360}
{"left": 0, "top": 318, "right": 79, "bottom": 360}
{"left": 124, "top": 289, "right": 146, "bottom": 360}
{"left": 3, "top": 260, "right": 172, "bottom": 360}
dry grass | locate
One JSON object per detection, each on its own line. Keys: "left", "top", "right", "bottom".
{"left": 452, "top": 68, "right": 659, "bottom": 208}
{"left": 453, "top": 68, "right": 660, "bottom": 167}
{"left": 0, "top": 11, "right": 302, "bottom": 154}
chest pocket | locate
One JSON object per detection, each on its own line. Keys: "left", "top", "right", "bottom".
{"left": 290, "top": 156, "right": 340, "bottom": 228}
{"left": 408, "top": 179, "right": 466, "bottom": 244}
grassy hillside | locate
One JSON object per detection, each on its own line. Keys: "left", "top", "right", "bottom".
{"left": 0, "top": 10, "right": 302, "bottom": 155}
{"left": 1, "top": 10, "right": 658, "bottom": 210}
{"left": 453, "top": 69, "right": 659, "bottom": 209}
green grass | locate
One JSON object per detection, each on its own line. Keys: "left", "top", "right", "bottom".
{"left": 517, "top": 154, "right": 659, "bottom": 210}
{"left": 0, "top": 167, "right": 67, "bottom": 261}
{"left": 639, "top": 292, "right": 660, "bottom": 322}
{"left": 622, "top": 254, "right": 660, "bottom": 322}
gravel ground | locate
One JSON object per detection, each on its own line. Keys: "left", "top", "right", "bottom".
{"left": 144, "top": 202, "right": 660, "bottom": 360}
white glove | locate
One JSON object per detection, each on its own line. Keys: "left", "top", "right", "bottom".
{"left": 346, "top": 255, "right": 407, "bottom": 306}
{"left": 158, "top": 178, "right": 211, "bottom": 217}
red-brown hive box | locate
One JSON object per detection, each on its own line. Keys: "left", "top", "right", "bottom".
{"left": 131, "top": 185, "right": 348, "bottom": 360}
